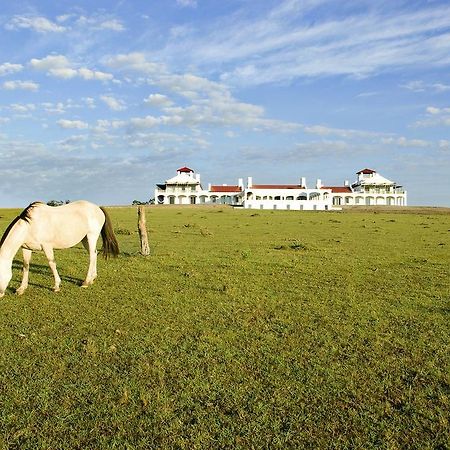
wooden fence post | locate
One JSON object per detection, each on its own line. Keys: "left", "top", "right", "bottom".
{"left": 138, "top": 205, "right": 150, "bottom": 256}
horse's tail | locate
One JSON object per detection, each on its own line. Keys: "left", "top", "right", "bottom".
{"left": 100, "top": 207, "right": 119, "bottom": 259}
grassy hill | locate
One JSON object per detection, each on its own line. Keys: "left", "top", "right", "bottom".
{"left": 0, "top": 205, "right": 449, "bottom": 449}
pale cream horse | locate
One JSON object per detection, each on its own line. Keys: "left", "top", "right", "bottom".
{"left": 0, "top": 200, "right": 119, "bottom": 297}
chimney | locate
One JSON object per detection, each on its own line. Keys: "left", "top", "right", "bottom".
{"left": 344, "top": 180, "right": 349, "bottom": 186}
{"left": 208, "top": 183, "right": 211, "bottom": 191}
{"left": 196, "top": 173, "right": 201, "bottom": 183}
{"left": 300, "top": 177, "right": 306, "bottom": 188}
{"left": 238, "top": 178, "right": 244, "bottom": 189}
{"left": 247, "top": 176, "right": 253, "bottom": 189}
{"left": 316, "top": 178, "right": 322, "bottom": 189}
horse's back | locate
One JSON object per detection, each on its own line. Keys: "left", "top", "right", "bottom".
{"left": 25, "top": 201, "right": 105, "bottom": 249}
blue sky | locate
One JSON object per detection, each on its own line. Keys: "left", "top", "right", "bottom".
{"left": 1, "top": 0, "right": 449, "bottom": 206}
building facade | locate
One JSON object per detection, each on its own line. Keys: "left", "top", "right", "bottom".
{"left": 155, "top": 167, "right": 407, "bottom": 210}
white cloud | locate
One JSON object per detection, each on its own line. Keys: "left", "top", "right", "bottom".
{"left": 402, "top": 80, "right": 450, "bottom": 93}
{"left": 57, "top": 119, "right": 89, "bottom": 129}
{"left": 302, "top": 124, "right": 384, "bottom": 139}
{"left": 414, "top": 106, "right": 450, "bottom": 127}
{"left": 56, "top": 14, "right": 74, "bottom": 23}
{"left": 54, "top": 134, "right": 88, "bottom": 151}
{"left": 51, "top": 68, "right": 79, "bottom": 79}
{"left": 381, "top": 136, "right": 430, "bottom": 147}
{"left": 5, "top": 15, "right": 65, "bottom": 33}
{"left": 78, "top": 68, "right": 113, "bottom": 81}
{"left": 42, "top": 102, "right": 66, "bottom": 114}
{"left": 144, "top": 94, "right": 174, "bottom": 107}
{"left": 75, "top": 14, "right": 125, "bottom": 32}
{"left": 426, "top": 106, "right": 450, "bottom": 115}
{"left": 176, "top": 0, "right": 198, "bottom": 7}
{"left": 426, "top": 106, "right": 441, "bottom": 115}
{"left": 0, "top": 62, "right": 23, "bottom": 76}
{"left": 84, "top": 97, "right": 96, "bottom": 109}
{"left": 103, "top": 52, "right": 301, "bottom": 131}
{"left": 130, "top": 115, "right": 177, "bottom": 128}
{"left": 155, "top": 0, "right": 450, "bottom": 85}
{"left": 30, "top": 55, "right": 71, "bottom": 71}
{"left": 98, "top": 19, "right": 125, "bottom": 31}
{"left": 100, "top": 95, "right": 126, "bottom": 111}
{"left": 104, "top": 52, "right": 167, "bottom": 76}
{"left": 10, "top": 103, "right": 36, "bottom": 113}
{"left": 2, "top": 80, "right": 39, "bottom": 91}
{"left": 30, "top": 55, "right": 113, "bottom": 81}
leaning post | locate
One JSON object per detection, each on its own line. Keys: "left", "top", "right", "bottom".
{"left": 137, "top": 205, "right": 150, "bottom": 256}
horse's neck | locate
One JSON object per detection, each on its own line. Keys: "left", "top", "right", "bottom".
{"left": 0, "top": 220, "right": 28, "bottom": 261}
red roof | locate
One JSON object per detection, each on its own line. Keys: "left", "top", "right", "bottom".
{"left": 251, "top": 184, "right": 304, "bottom": 190}
{"left": 177, "top": 166, "right": 194, "bottom": 173}
{"left": 210, "top": 185, "right": 242, "bottom": 192}
{"left": 357, "top": 168, "right": 376, "bottom": 174}
{"left": 321, "top": 186, "right": 353, "bottom": 193}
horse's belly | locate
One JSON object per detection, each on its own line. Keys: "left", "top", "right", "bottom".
{"left": 49, "top": 233, "right": 86, "bottom": 249}
{"left": 22, "top": 241, "right": 43, "bottom": 251}
{"left": 25, "top": 230, "right": 87, "bottom": 250}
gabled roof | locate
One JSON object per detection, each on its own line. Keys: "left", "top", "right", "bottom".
{"left": 210, "top": 185, "right": 242, "bottom": 193}
{"left": 251, "top": 184, "right": 304, "bottom": 190}
{"left": 354, "top": 172, "right": 394, "bottom": 185}
{"left": 166, "top": 172, "right": 199, "bottom": 184}
{"left": 357, "top": 168, "right": 376, "bottom": 174}
{"left": 177, "top": 166, "right": 194, "bottom": 173}
{"left": 321, "top": 186, "right": 353, "bottom": 193}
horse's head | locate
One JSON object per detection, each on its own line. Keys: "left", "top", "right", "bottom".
{"left": 0, "top": 258, "right": 12, "bottom": 297}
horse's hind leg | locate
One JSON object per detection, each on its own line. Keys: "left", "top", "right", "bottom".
{"left": 16, "top": 248, "right": 32, "bottom": 296}
{"left": 81, "top": 234, "right": 98, "bottom": 287}
{"left": 42, "top": 245, "right": 61, "bottom": 292}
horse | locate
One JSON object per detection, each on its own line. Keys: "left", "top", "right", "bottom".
{"left": 0, "top": 200, "right": 119, "bottom": 298}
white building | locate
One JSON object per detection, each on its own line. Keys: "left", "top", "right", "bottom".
{"left": 155, "top": 167, "right": 407, "bottom": 210}
{"left": 155, "top": 167, "right": 243, "bottom": 205}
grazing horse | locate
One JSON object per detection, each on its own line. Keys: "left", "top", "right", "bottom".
{"left": 0, "top": 200, "right": 119, "bottom": 298}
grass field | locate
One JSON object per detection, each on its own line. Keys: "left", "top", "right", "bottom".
{"left": 0, "top": 205, "right": 449, "bottom": 449}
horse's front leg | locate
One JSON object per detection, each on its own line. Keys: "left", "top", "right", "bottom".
{"left": 16, "top": 248, "right": 32, "bottom": 296}
{"left": 42, "top": 245, "right": 61, "bottom": 292}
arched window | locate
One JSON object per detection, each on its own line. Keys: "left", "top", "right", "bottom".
{"left": 333, "top": 196, "right": 342, "bottom": 206}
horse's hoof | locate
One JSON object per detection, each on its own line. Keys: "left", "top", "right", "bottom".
{"left": 16, "top": 289, "right": 25, "bottom": 296}
{"left": 53, "top": 287, "right": 61, "bottom": 293}
{"left": 80, "top": 283, "right": 89, "bottom": 288}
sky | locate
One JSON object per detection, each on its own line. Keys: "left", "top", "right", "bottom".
{"left": 0, "top": 0, "right": 450, "bottom": 207}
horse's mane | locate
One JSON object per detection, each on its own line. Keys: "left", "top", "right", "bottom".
{"left": 0, "top": 202, "right": 42, "bottom": 248}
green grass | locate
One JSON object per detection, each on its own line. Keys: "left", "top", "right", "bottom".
{"left": 0, "top": 206, "right": 449, "bottom": 449}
